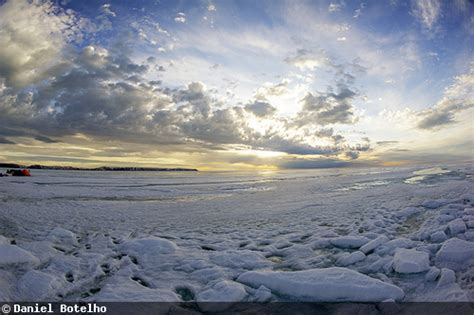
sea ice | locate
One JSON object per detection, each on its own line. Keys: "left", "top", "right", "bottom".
{"left": 422, "top": 200, "right": 441, "bottom": 209}
{"left": 430, "top": 231, "right": 447, "bottom": 243}
{"left": 94, "top": 276, "right": 180, "bottom": 301}
{"left": 360, "top": 235, "right": 388, "bottom": 254}
{"left": 120, "top": 237, "right": 178, "bottom": 266}
{"left": 196, "top": 280, "right": 247, "bottom": 302}
{"left": 336, "top": 251, "right": 366, "bottom": 266}
{"left": 0, "top": 235, "right": 9, "bottom": 245}
{"left": 209, "top": 250, "right": 270, "bottom": 270}
{"left": 435, "top": 238, "right": 474, "bottom": 271}
{"left": 16, "top": 270, "right": 63, "bottom": 301}
{"left": 0, "top": 245, "right": 40, "bottom": 267}
{"left": 329, "top": 236, "right": 369, "bottom": 249}
{"left": 393, "top": 249, "right": 430, "bottom": 274}
{"left": 237, "top": 267, "right": 405, "bottom": 302}
{"left": 448, "top": 219, "right": 467, "bottom": 235}
{"left": 425, "top": 266, "right": 440, "bottom": 282}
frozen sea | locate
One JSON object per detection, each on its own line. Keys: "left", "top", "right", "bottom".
{"left": 0, "top": 164, "right": 473, "bottom": 304}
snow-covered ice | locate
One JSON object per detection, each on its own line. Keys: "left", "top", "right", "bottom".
{"left": 237, "top": 267, "right": 405, "bottom": 301}
{"left": 393, "top": 249, "right": 430, "bottom": 273}
{"left": 0, "top": 164, "right": 473, "bottom": 302}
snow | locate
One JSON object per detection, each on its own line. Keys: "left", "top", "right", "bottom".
{"left": 0, "top": 165, "right": 473, "bottom": 302}
{"left": 237, "top": 267, "right": 405, "bottom": 302}
{"left": 393, "top": 249, "right": 430, "bottom": 274}
{"left": 435, "top": 238, "right": 474, "bottom": 271}
{"left": 0, "top": 245, "right": 40, "bottom": 267}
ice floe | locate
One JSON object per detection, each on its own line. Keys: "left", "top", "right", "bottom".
{"left": 237, "top": 267, "right": 405, "bottom": 302}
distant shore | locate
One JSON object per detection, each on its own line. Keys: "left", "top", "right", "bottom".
{"left": 0, "top": 163, "right": 198, "bottom": 172}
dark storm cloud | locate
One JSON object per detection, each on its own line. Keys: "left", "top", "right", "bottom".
{"left": 0, "top": 137, "right": 15, "bottom": 144}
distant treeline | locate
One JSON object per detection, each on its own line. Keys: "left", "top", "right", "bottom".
{"left": 0, "top": 163, "right": 198, "bottom": 172}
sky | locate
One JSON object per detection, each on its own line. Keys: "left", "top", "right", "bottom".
{"left": 0, "top": 0, "right": 472, "bottom": 170}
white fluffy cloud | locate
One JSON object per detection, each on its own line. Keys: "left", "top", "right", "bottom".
{"left": 0, "top": 0, "right": 80, "bottom": 88}
{"left": 417, "top": 65, "right": 474, "bottom": 129}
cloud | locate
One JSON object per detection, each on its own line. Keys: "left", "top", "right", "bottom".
{"left": 294, "top": 82, "right": 358, "bottom": 126}
{"left": 284, "top": 49, "right": 330, "bottom": 70}
{"left": 0, "top": 0, "right": 375, "bottom": 166}
{"left": 376, "top": 141, "right": 399, "bottom": 146}
{"left": 100, "top": 4, "right": 116, "bottom": 17}
{"left": 0, "top": 137, "right": 15, "bottom": 144}
{"left": 207, "top": 4, "right": 217, "bottom": 12}
{"left": 411, "top": 0, "right": 441, "bottom": 30}
{"left": 0, "top": 0, "right": 79, "bottom": 89}
{"left": 353, "top": 3, "right": 366, "bottom": 18}
{"left": 328, "top": 3, "right": 343, "bottom": 12}
{"left": 255, "top": 80, "right": 289, "bottom": 99}
{"left": 417, "top": 66, "right": 474, "bottom": 129}
{"left": 244, "top": 101, "right": 277, "bottom": 117}
{"left": 174, "top": 12, "right": 186, "bottom": 23}
{"left": 34, "top": 135, "right": 59, "bottom": 144}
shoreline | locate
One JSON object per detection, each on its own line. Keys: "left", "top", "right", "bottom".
{"left": 0, "top": 163, "right": 198, "bottom": 172}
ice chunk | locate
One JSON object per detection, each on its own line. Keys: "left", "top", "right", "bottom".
{"left": 47, "top": 227, "right": 78, "bottom": 246}
{"left": 360, "top": 235, "right": 388, "bottom": 254}
{"left": 465, "top": 231, "right": 474, "bottom": 241}
{"left": 393, "top": 249, "right": 430, "bottom": 274}
{"left": 253, "top": 285, "right": 272, "bottom": 302}
{"left": 395, "top": 207, "right": 422, "bottom": 219}
{"left": 435, "top": 238, "right": 474, "bottom": 270}
{"left": 336, "top": 251, "right": 366, "bottom": 267}
{"left": 237, "top": 267, "right": 404, "bottom": 302}
{"left": 436, "top": 268, "right": 456, "bottom": 288}
{"left": 422, "top": 200, "right": 441, "bottom": 209}
{"left": 437, "top": 215, "right": 455, "bottom": 223}
{"left": 375, "top": 238, "right": 414, "bottom": 256}
{"left": 197, "top": 280, "right": 247, "bottom": 311}
{"left": 0, "top": 245, "right": 39, "bottom": 267}
{"left": 329, "top": 236, "right": 369, "bottom": 249}
{"left": 0, "top": 270, "right": 15, "bottom": 300}
{"left": 197, "top": 280, "right": 247, "bottom": 302}
{"left": 210, "top": 250, "right": 270, "bottom": 270}
{"left": 95, "top": 276, "right": 180, "bottom": 301}
{"left": 120, "top": 237, "right": 177, "bottom": 265}
{"left": 430, "top": 231, "right": 447, "bottom": 243}
{"left": 425, "top": 266, "right": 440, "bottom": 282}
{"left": 0, "top": 235, "right": 9, "bottom": 245}
{"left": 448, "top": 219, "right": 467, "bottom": 235}
{"left": 17, "top": 270, "right": 63, "bottom": 300}
{"left": 464, "top": 207, "right": 474, "bottom": 215}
